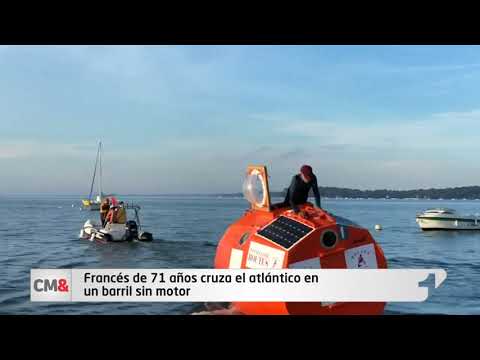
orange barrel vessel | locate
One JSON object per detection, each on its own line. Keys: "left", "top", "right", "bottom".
{"left": 214, "top": 165, "right": 388, "bottom": 315}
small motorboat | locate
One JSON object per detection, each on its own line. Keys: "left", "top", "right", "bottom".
{"left": 80, "top": 203, "right": 153, "bottom": 242}
{"left": 416, "top": 208, "right": 480, "bottom": 230}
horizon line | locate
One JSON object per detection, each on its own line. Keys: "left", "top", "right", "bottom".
{"left": 3, "top": 184, "right": 480, "bottom": 196}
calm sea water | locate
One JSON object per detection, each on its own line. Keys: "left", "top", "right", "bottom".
{"left": 1, "top": 194, "right": 479, "bottom": 315}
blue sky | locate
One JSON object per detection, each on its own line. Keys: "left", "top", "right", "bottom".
{"left": 2, "top": 45, "right": 480, "bottom": 194}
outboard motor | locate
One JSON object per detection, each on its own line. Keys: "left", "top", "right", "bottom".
{"left": 138, "top": 231, "right": 153, "bottom": 242}
{"left": 124, "top": 220, "right": 139, "bottom": 241}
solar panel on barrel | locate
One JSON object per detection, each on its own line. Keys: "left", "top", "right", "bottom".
{"left": 257, "top": 216, "right": 314, "bottom": 249}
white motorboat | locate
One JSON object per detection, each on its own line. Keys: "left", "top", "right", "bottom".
{"left": 416, "top": 208, "right": 480, "bottom": 230}
{"left": 80, "top": 203, "right": 153, "bottom": 242}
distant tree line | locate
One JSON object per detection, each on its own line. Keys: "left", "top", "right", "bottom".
{"left": 268, "top": 186, "right": 480, "bottom": 199}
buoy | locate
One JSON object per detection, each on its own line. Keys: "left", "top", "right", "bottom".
{"left": 375, "top": 224, "right": 382, "bottom": 231}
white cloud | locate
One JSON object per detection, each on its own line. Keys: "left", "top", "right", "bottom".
{"left": 63, "top": 46, "right": 154, "bottom": 79}
{"left": 383, "top": 63, "right": 480, "bottom": 73}
{"left": 273, "top": 109, "right": 480, "bottom": 151}
{"left": 0, "top": 143, "right": 32, "bottom": 159}
{"left": 47, "top": 45, "right": 241, "bottom": 106}
{"left": 0, "top": 141, "right": 102, "bottom": 159}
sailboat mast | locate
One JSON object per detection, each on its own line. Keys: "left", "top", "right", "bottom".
{"left": 88, "top": 142, "right": 100, "bottom": 201}
{"left": 98, "top": 141, "right": 103, "bottom": 199}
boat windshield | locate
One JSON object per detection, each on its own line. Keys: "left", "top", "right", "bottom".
{"left": 424, "top": 208, "right": 456, "bottom": 215}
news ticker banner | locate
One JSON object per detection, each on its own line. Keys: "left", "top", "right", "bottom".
{"left": 31, "top": 269, "right": 447, "bottom": 302}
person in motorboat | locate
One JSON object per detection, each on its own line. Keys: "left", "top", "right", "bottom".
{"left": 105, "top": 203, "right": 127, "bottom": 225}
{"left": 272, "top": 165, "right": 322, "bottom": 218}
{"left": 105, "top": 204, "right": 118, "bottom": 224}
{"left": 100, "top": 198, "right": 110, "bottom": 226}
{"left": 105, "top": 204, "right": 114, "bottom": 224}
{"left": 116, "top": 202, "right": 127, "bottom": 224}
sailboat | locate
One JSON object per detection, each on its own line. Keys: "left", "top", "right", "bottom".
{"left": 82, "top": 142, "right": 104, "bottom": 211}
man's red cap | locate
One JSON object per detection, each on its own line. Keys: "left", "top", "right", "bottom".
{"left": 300, "top": 165, "right": 313, "bottom": 180}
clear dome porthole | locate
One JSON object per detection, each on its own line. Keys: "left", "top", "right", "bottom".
{"left": 243, "top": 169, "right": 267, "bottom": 207}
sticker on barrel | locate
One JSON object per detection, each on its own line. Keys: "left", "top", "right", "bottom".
{"left": 344, "top": 243, "right": 378, "bottom": 269}
{"left": 246, "top": 241, "right": 285, "bottom": 269}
